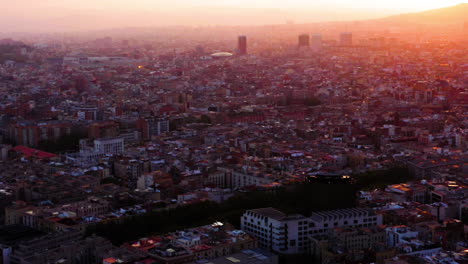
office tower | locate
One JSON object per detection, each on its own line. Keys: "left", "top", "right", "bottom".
{"left": 340, "top": 32, "right": 353, "bottom": 46}
{"left": 311, "top": 34, "right": 323, "bottom": 49}
{"left": 238, "top": 35, "right": 247, "bottom": 55}
{"left": 298, "top": 34, "right": 310, "bottom": 47}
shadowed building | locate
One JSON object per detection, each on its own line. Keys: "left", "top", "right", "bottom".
{"left": 298, "top": 34, "right": 310, "bottom": 47}
{"left": 238, "top": 35, "right": 247, "bottom": 55}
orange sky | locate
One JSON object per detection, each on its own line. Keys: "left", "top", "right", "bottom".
{"left": 10, "top": 0, "right": 462, "bottom": 10}
{"left": 1, "top": 0, "right": 466, "bottom": 32}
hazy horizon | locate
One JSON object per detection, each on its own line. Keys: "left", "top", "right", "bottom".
{"left": 1, "top": 0, "right": 466, "bottom": 33}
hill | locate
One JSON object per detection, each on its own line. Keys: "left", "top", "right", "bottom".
{"left": 381, "top": 3, "right": 468, "bottom": 25}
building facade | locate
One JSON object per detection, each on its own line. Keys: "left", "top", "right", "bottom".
{"left": 241, "top": 207, "right": 383, "bottom": 254}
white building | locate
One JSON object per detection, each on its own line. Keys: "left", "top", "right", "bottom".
{"left": 231, "top": 171, "right": 275, "bottom": 189}
{"left": 241, "top": 208, "right": 307, "bottom": 254}
{"left": 67, "top": 137, "right": 125, "bottom": 165}
{"left": 241, "top": 207, "right": 383, "bottom": 254}
{"left": 136, "top": 174, "right": 154, "bottom": 191}
{"left": 204, "top": 169, "right": 276, "bottom": 189}
{"left": 94, "top": 138, "right": 124, "bottom": 154}
{"left": 385, "top": 225, "right": 418, "bottom": 247}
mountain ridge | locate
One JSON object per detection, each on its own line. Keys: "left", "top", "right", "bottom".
{"left": 380, "top": 3, "right": 468, "bottom": 24}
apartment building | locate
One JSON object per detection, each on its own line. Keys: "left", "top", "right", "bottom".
{"left": 241, "top": 207, "right": 383, "bottom": 254}
{"left": 205, "top": 168, "right": 276, "bottom": 189}
{"left": 94, "top": 137, "right": 125, "bottom": 154}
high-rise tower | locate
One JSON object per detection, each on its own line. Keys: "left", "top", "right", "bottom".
{"left": 311, "top": 34, "right": 323, "bottom": 50}
{"left": 238, "top": 35, "right": 247, "bottom": 55}
{"left": 298, "top": 34, "right": 310, "bottom": 47}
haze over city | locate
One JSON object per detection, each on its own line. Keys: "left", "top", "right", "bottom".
{"left": 1, "top": 0, "right": 467, "bottom": 32}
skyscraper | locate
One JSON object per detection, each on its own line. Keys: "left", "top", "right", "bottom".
{"left": 298, "top": 34, "right": 310, "bottom": 47}
{"left": 311, "top": 34, "right": 323, "bottom": 50}
{"left": 238, "top": 35, "right": 247, "bottom": 55}
{"left": 340, "top": 32, "right": 353, "bottom": 46}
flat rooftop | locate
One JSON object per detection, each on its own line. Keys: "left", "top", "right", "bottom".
{"left": 248, "top": 208, "right": 287, "bottom": 221}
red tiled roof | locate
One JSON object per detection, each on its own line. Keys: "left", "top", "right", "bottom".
{"left": 12, "top": 146, "right": 58, "bottom": 159}
{"left": 103, "top": 258, "right": 118, "bottom": 263}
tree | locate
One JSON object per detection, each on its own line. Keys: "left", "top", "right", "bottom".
{"left": 37, "top": 131, "right": 87, "bottom": 153}
{"left": 100, "top": 177, "right": 120, "bottom": 185}
{"left": 353, "top": 167, "right": 413, "bottom": 190}
{"left": 199, "top": 115, "right": 212, "bottom": 124}
{"left": 86, "top": 183, "right": 357, "bottom": 245}
{"left": 304, "top": 97, "right": 321, "bottom": 106}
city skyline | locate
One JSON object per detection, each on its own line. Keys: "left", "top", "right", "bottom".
{"left": 0, "top": 1, "right": 467, "bottom": 264}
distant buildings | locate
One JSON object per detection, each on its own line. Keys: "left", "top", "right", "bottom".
{"left": 137, "top": 116, "right": 170, "bottom": 140}
{"left": 298, "top": 34, "right": 310, "bottom": 47}
{"left": 406, "top": 156, "right": 467, "bottom": 178}
{"left": 340, "top": 32, "right": 353, "bottom": 46}
{"left": 311, "top": 34, "right": 323, "bottom": 50}
{"left": 238, "top": 35, "right": 247, "bottom": 55}
{"left": 6, "top": 121, "right": 72, "bottom": 147}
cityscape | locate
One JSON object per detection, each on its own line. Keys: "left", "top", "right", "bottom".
{"left": 0, "top": 1, "right": 467, "bottom": 264}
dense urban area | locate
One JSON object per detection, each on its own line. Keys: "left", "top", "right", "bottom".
{"left": 0, "top": 5, "right": 467, "bottom": 264}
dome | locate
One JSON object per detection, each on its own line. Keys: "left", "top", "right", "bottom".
{"left": 210, "top": 52, "right": 233, "bottom": 57}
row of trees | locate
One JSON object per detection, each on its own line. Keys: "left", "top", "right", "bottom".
{"left": 353, "top": 166, "right": 413, "bottom": 190}
{"left": 88, "top": 167, "right": 412, "bottom": 245}
{"left": 280, "top": 95, "right": 322, "bottom": 107}
{"left": 87, "top": 183, "right": 357, "bottom": 245}
{"left": 37, "top": 131, "right": 87, "bottom": 153}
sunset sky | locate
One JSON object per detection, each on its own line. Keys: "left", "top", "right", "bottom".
{"left": 2, "top": 0, "right": 466, "bottom": 32}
